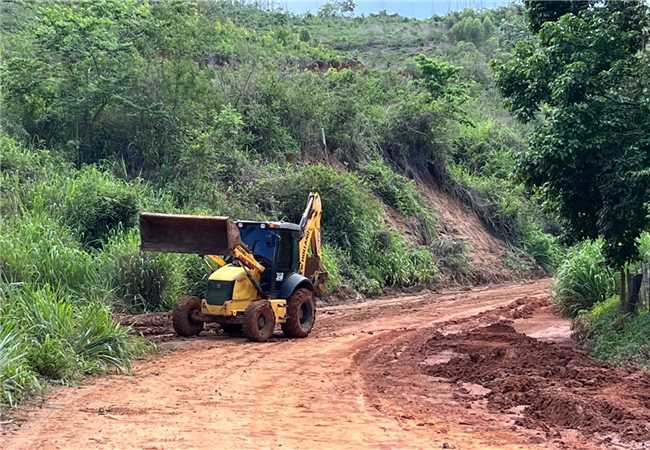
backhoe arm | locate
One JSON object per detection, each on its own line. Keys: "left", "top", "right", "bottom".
{"left": 299, "top": 192, "right": 327, "bottom": 292}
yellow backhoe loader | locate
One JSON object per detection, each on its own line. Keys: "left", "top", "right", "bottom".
{"left": 139, "top": 193, "right": 326, "bottom": 342}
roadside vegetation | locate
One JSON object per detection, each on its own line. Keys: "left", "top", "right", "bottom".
{"left": 498, "top": 2, "right": 650, "bottom": 370}
{"left": 0, "top": 0, "right": 582, "bottom": 407}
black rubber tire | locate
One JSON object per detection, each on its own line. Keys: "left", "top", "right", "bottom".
{"left": 221, "top": 323, "right": 243, "bottom": 337}
{"left": 242, "top": 300, "right": 275, "bottom": 342}
{"left": 281, "top": 288, "right": 316, "bottom": 338}
{"left": 172, "top": 296, "right": 204, "bottom": 337}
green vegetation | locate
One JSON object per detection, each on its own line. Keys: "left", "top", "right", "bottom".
{"left": 575, "top": 298, "right": 650, "bottom": 370}
{"left": 494, "top": 0, "right": 650, "bottom": 293}
{"left": 493, "top": 0, "right": 649, "bottom": 370}
{"left": 553, "top": 240, "right": 615, "bottom": 318}
{"left": 0, "top": 0, "right": 565, "bottom": 407}
{"left": 250, "top": 164, "right": 438, "bottom": 294}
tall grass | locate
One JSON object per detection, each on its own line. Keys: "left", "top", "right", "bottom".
{"left": 553, "top": 239, "right": 616, "bottom": 317}
{"left": 0, "top": 285, "right": 142, "bottom": 407}
{"left": 100, "top": 230, "right": 204, "bottom": 312}
{"left": 0, "top": 324, "right": 40, "bottom": 406}
{"left": 574, "top": 297, "right": 650, "bottom": 370}
{"left": 0, "top": 212, "right": 102, "bottom": 296}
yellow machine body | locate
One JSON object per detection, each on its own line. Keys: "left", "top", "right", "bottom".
{"left": 139, "top": 193, "right": 324, "bottom": 341}
{"left": 201, "top": 265, "right": 287, "bottom": 323}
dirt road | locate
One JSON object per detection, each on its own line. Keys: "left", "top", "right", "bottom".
{"left": 2, "top": 279, "right": 649, "bottom": 450}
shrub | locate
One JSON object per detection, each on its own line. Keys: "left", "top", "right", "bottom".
{"left": 29, "top": 167, "right": 138, "bottom": 248}
{"left": 368, "top": 232, "right": 438, "bottom": 287}
{"left": 250, "top": 164, "right": 382, "bottom": 261}
{"left": 360, "top": 159, "right": 422, "bottom": 215}
{"left": 575, "top": 297, "right": 650, "bottom": 370}
{"left": 0, "top": 212, "right": 100, "bottom": 296}
{"left": 100, "top": 230, "right": 192, "bottom": 313}
{"left": 521, "top": 227, "right": 563, "bottom": 273}
{"left": 321, "top": 244, "right": 344, "bottom": 292}
{"left": 553, "top": 239, "right": 616, "bottom": 317}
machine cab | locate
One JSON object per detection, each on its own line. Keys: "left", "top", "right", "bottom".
{"left": 236, "top": 221, "right": 300, "bottom": 296}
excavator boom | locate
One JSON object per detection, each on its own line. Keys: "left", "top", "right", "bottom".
{"left": 298, "top": 192, "right": 327, "bottom": 293}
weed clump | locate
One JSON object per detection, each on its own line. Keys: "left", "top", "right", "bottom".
{"left": 574, "top": 297, "right": 650, "bottom": 370}
{"left": 0, "top": 285, "right": 142, "bottom": 406}
{"left": 553, "top": 239, "right": 615, "bottom": 317}
{"left": 100, "top": 230, "right": 205, "bottom": 313}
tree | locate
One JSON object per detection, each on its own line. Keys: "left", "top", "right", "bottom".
{"left": 414, "top": 55, "right": 469, "bottom": 122}
{"left": 493, "top": 0, "right": 650, "bottom": 310}
{"left": 318, "top": 1, "right": 356, "bottom": 18}
{"left": 449, "top": 16, "right": 485, "bottom": 44}
{"left": 0, "top": 0, "right": 218, "bottom": 175}
{"left": 523, "top": 0, "right": 592, "bottom": 32}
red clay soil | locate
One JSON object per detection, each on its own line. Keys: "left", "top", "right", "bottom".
{"left": 355, "top": 287, "right": 650, "bottom": 450}
{"left": 3, "top": 279, "right": 649, "bottom": 449}
{"left": 417, "top": 179, "right": 542, "bottom": 283}
{"left": 423, "top": 323, "right": 650, "bottom": 445}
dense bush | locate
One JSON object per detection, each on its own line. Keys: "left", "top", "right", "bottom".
{"left": 553, "top": 239, "right": 616, "bottom": 318}
{"left": 574, "top": 297, "right": 650, "bottom": 370}
{"left": 30, "top": 168, "right": 139, "bottom": 248}
{"left": 100, "top": 230, "right": 205, "bottom": 313}
{"left": 250, "top": 164, "right": 438, "bottom": 292}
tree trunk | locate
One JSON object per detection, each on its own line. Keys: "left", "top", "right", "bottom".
{"left": 626, "top": 273, "right": 643, "bottom": 314}
{"left": 620, "top": 268, "right": 627, "bottom": 311}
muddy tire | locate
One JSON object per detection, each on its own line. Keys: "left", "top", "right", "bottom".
{"left": 172, "top": 296, "right": 204, "bottom": 337}
{"left": 282, "top": 288, "right": 316, "bottom": 338}
{"left": 221, "top": 323, "right": 243, "bottom": 337}
{"left": 242, "top": 300, "right": 275, "bottom": 342}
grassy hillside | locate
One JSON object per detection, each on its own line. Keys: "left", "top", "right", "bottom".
{"left": 0, "top": 0, "right": 560, "bottom": 407}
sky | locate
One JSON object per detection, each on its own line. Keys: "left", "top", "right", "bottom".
{"left": 259, "top": 0, "right": 512, "bottom": 19}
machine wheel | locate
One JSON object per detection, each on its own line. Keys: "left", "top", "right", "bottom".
{"left": 172, "top": 296, "right": 204, "bottom": 337}
{"left": 221, "top": 323, "right": 243, "bottom": 337}
{"left": 242, "top": 300, "right": 275, "bottom": 342}
{"left": 282, "top": 288, "right": 316, "bottom": 338}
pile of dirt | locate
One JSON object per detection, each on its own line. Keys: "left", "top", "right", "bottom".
{"left": 422, "top": 322, "right": 650, "bottom": 443}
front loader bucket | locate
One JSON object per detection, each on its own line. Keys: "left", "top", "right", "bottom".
{"left": 139, "top": 212, "right": 240, "bottom": 255}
